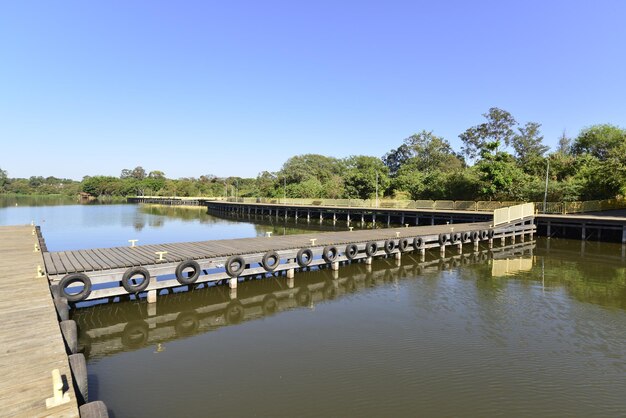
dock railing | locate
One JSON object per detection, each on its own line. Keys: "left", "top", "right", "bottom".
{"left": 493, "top": 203, "right": 535, "bottom": 226}
{"left": 133, "top": 196, "right": 626, "bottom": 214}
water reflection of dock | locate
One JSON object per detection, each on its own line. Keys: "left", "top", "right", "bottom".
{"left": 74, "top": 241, "right": 536, "bottom": 361}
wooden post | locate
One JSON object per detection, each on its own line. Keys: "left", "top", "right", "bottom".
{"left": 582, "top": 224, "right": 586, "bottom": 241}
{"left": 147, "top": 289, "right": 157, "bottom": 304}
{"left": 547, "top": 221, "right": 551, "bottom": 239}
{"left": 331, "top": 261, "right": 339, "bottom": 271}
{"left": 365, "top": 256, "right": 372, "bottom": 265}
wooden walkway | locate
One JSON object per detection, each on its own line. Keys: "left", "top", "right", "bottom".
{"left": 43, "top": 216, "right": 537, "bottom": 303}
{"left": 0, "top": 226, "right": 79, "bottom": 418}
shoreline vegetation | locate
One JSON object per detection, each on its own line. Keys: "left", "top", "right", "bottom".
{"left": 2, "top": 108, "right": 625, "bottom": 203}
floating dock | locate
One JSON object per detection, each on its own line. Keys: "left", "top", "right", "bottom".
{"left": 45, "top": 204, "right": 536, "bottom": 304}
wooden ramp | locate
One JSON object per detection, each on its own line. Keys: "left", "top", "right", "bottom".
{"left": 0, "top": 226, "right": 79, "bottom": 417}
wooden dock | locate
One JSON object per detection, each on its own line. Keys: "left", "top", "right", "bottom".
{"left": 0, "top": 226, "right": 79, "bottom": 418}
{"left": 44, "top": 204, "right": 536, "bottom": 303}
{"left": 129, "top": 197, "right": 626, "bottom": 243}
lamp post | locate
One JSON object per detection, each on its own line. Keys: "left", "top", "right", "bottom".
{"left": 375, "top": 172, "right": 379, "bottom": 208}
{"left": 543, "top": 157, "right": 550, "bottom": 213}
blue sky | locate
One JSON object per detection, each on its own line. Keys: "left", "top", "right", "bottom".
{"left": 1, "top": 1, "right": 625, "bottom": 180}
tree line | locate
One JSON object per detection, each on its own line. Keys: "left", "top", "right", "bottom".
{"left": 1, "top": 107, "right": 625, "bottom": 202}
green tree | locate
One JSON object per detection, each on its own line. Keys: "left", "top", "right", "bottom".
{"left": 148, "top": 170, "right": 165, "bottom": 179}
{"left": 0, "top": 167, "right": 8, "bottom": 191}
{"left": 256, "top": 171, "right": 278, "bottom": 197}
{"left": 572, "top": 124, "right": 626, "bottom": 160}
{"left": 384, "top": 131, "right": 463, "bottom": 174}
{"left": 556, "top": 130, "right": 572, "bottom": 155}
{"left": 344, "top": 156, "right": 390, "bottom": 199}
{"left": 475, "top": 146, "right": 527, "bottom": 200}
{"left": 459, "top": 107, "right": 517, "bottom": 159}
{"left": 131, "top": 166, "right": 146, "bottom": 180}
{"left": 382, "top": 143, "right": 412, "bottom": 176}
{"left": 279, "top": 154, "right": 344, "bottom": 185}
{"left": 286, "top": 177, "right": 324, "bottom": 198}
{"left": 512, "top": 122, "right": 549, "bottom": 174}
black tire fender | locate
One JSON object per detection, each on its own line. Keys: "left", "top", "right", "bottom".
{"left": 59, "top": 273, "right": 92, "bottom": 302}
{"left": 398, "top": 238, "right": 409, "bottom": 252}
{"left": 413, "top": 237, "right": 424, "bottom": 249}
{"left": 480, "top": 230, "right": 488, "bottom": 240}
{"left": 296, "top": 248, "right": 313, "bottom": 267}
{"left": 122, "top": 267, "right": 151, "bottom": 293}
{"left": 322, "top": 246, "right": 338, "bottom": 263}
{"left": 175, "top": 260, "right": 200, "bottom": 285}
{"left": 225, "top": 255, "right": 246, "bottom": 277}
{"left": 384, "top": 239, "right": 395, "bottom": 255}
{"left": 450, "top": 233, "right": 460, "bottom": 244}
{"left": 439, "top": 233, "right": 449, "bottom": 245}
{"left": 488, "top": 229, "right": 495, "bottom": 239}
{"left": 262, "top": 251, "right": 280, "bottom": 272}
{"left": 365, "top": 241, "right": 378, "bottom": 257}
{"left": 462, "top": 232, "right": 470, "bottom": 242}
{"left": 345, "top": 244, "right": 359, "bottom": 260}
{"left": 471, "top": 231, "right": 480, "bottom": 242}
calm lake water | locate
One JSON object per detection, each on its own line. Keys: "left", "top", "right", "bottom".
{"left": 2, "top": 197, "right": 626, "bottom": 417}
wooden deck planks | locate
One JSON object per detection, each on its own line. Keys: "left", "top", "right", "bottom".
{"left": 0, "top": 225, "right": 79, "bottom": 417}
{"left": 46, "top": 221, "right": 495, "bottom": 276}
